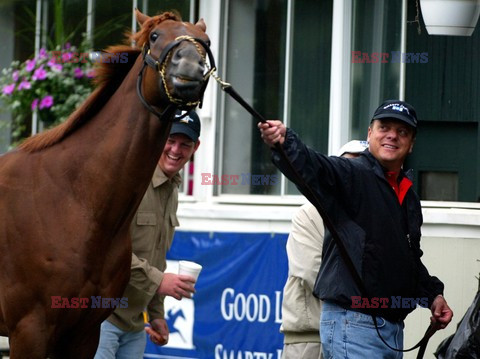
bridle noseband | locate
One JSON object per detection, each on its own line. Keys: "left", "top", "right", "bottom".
{"left": 136, "top": 35, "right": 216, "bottom": 121}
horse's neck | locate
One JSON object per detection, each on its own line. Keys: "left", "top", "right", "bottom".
{"left": 57, "top": 58, "right": 171, "bottom": 230}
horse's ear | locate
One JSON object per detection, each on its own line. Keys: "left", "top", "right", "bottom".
{"left": 135, "top": 8, "right": 150, "bottom": 26}
{"left": 195, "top": 18, "right": 206, "bottom": 32}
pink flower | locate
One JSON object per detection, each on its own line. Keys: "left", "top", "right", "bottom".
{"left": 31, "top": 98, "right": 39, "bottom": 110}
{"left": 17, "top": 79, "right": 31, "bottom": 90}
{"left": 12, "top": 71, "right": 19, "bottom": 82}
{"left": 32, "top": 66, "right": 47, "bottom": 81}
{"left": 86, "top": 69, "right": 95, "bottom": 78}
{"left": 49, "top": 62, "right": 63, "bottom": 72}
{"left": 26, "top": 59, "right": 36, "bottom": 72}
{"left": 73, "top": 67, "right": 83, "bottom": 78}
{"left": 2, "top": 83, "right": 15, "bottom": 95}
{"left": 39, "top": 95, "right": 54, "bottom": 109}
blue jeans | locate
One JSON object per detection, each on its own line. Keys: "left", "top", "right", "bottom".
{"left": 94, "top": 320, "right": 146, "bottom": 359}
{"left": 320, "top": 301, "right": 404, "bottom": 359}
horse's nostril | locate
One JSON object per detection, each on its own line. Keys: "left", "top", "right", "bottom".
{"left": 172, "top": 50, "right": 183, "bottom": 62}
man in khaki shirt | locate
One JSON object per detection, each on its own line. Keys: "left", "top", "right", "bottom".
{"left": 95, "top": 110, "right": 201, "bottom": 359}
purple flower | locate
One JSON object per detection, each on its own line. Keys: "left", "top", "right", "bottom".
{"left": 38, "top": 48, "right": 48, "bottom": 59}
{"left": 26, "top": 59, "right": 37, "bottom": 72}
{"left": 17, "top": 79, "right": 31, "bottom": 90}
{"left": 64, "top": 42, "right": 71, "bottom": 50}
{"left": 32, "top": 66, "right": 47, "bottom": 81}
{"left": 2, "top": 83, "right": 15, "bottom": 95}
{"left": 31, "top": 98, "right": 39, "bottom": 110}
{"left": 12, "top": 71, "right": 19, "bottom": 82}
{"left": 62, "top": 52, "right": 73, "bottom": 63}
{"left": 39, "top": 95, "right": 54, "bottom": 109}
{"left": 73, "top": 67, "right": 83, "bottom": 78}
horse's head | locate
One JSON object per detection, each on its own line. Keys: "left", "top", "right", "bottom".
{"left": 134, "top": 10, "right": 213, "bottom": 113}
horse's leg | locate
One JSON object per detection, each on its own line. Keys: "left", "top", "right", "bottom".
{"left": 8, "top": 313, "right": 49, "bottom": 359}
{"left": 53, "top": 324, "right": 101, "bottom": 359}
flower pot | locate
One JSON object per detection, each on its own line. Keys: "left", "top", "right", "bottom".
{"left": 420, "top": 0, "right": 480, "bottom": 36}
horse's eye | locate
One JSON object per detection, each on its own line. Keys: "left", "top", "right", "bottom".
{"left": 150, "top": 32, "right": 159, "bottom": 42}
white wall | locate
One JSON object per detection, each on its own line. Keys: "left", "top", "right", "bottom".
{"left": 403, "top": 202, "right": 480, "bottom": 358}
{"left": 404, "top": 235, "right": 480, "bottom": 358}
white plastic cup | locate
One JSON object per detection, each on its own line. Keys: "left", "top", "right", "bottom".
{"left": 178, "top": 260, "right": 203, "bottom": 284}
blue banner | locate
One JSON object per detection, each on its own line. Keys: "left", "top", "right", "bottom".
{"left": 144, "top": 231, "right": 288, "bottom": 359}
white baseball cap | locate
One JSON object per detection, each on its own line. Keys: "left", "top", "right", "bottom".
{"left": 336, "top": 140, "right": 369, "bottom": 157}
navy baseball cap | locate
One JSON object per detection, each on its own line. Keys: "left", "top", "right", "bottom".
{"left": 170, "top": 110, "right": 201, "bottom": 142}
{"left": 371, "top": 100, "right": 418, "bottom": 129}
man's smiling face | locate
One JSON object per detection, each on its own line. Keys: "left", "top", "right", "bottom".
{"left": 158, "top": 133, "right": 200, "bottom": 178}
{"left": 367, "top": 119, "right": 415, "bottom": 172}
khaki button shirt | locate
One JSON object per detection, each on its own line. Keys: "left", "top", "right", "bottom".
{"left": 108, "top": 166, "right": 181, "bottom": 331}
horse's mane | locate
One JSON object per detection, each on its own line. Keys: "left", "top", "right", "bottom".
{"left": 19, "top": 11, "right": 182, "bottom": 153}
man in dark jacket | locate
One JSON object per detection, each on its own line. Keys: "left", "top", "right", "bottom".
{"left": 258, "top": 100, "right": 453, "bottom": 358}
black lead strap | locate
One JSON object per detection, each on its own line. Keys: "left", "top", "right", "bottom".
{"left": 221, "top": 83, "right": 435, "bottom": 359}
{"left": 136, "top": 62, "right": 177, "bottom": 121}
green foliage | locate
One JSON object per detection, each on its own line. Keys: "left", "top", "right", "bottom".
{"left": 0, "top": 40, "right": 95, "bottom": 146}
{"left": 0, "top": 0, "right": 134, "bottom": 147}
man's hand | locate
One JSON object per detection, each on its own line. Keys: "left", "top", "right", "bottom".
{"left": 157, "top": 273, "right": 195, "bottom": 300}
{"left": 146, "top": 318, "right": 169, "bottom": 345}
{"left": 430, "top": 295, "right": 453, "bottom": 330}
{"left": 257, "top": 120, "right": 286, "bottom": 147}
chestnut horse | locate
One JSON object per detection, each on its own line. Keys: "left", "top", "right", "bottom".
{"left": 0, "top": 10, "right": 211, "bottom": 358}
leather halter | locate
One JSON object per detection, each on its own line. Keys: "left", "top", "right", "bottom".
{"left": 136, "top": 35, "right": 216, "bottom": 121}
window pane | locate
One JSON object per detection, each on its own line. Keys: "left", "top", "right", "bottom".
{"left": 286, "top": 0, "right": 333, "bottom": 195}
{"left": 350, "top": 0, "right": 402, "bottom": 140}
{"left": 147, "top": 0, "right": 192, "bottom": 20}
{"left": 405, "top": 0, "right": 480, "bottom": 202}
{"left": 1, "top": 0, "right": 38, "bottom": 144}
{"left": 420, "top": 171, "right": 458, "bottom": 201}
{"left": 93, "top": 1, "right": 131, "bottom": 51}
{"left": 141, "top": 0, "right": 194, "bottom": 195}
{"left": 11, "top": 0, "right": 37, "bottom": 60}
{"left": 288, "top": 0, "right": 332, "bottom": 149}
{"left": 45, "top": 0, "right": 87, "bottom": 48}
{"left": 220, "top": 0, "right": 287, "bottom": 195}
{"left": 404, "top": 121, "right": 477, "bottom": 202}
{"left": 405, "top": 1, "right": 480, "bottom": 123}
{"left": 0, "top": 1, "right": 17, "bottom": 152}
